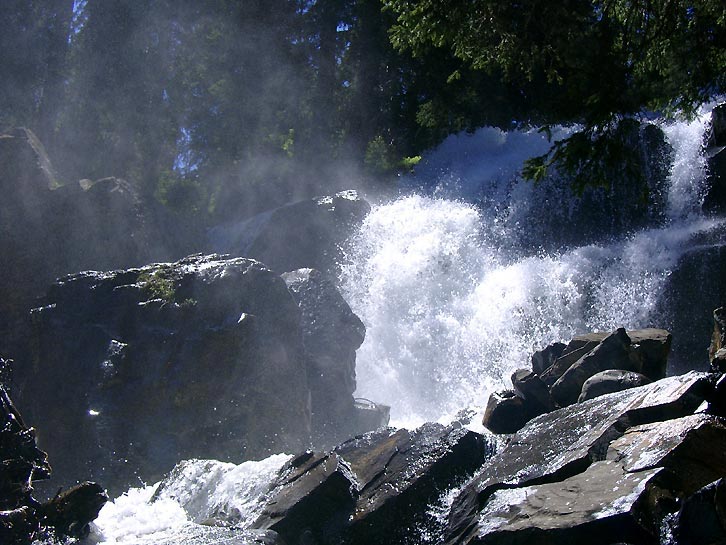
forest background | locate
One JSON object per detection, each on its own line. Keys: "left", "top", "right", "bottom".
{"left": 2, "top": 0, "right": 724, "bottom": 225}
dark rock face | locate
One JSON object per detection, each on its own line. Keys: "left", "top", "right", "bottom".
{"left": 0, "top": 383, "right": 107, "bottom": 544}
{"left": 447, "top": 372, "right": 718, "bottom": 545}
{"left": 208, "top": 190, "right": 371, "bottom": 276}
{"left": 252, "top": 423, "right": 494, "bottom": 545}
{"left": 282, "top": 268, "right": 368, "bottom": 448}
{"left": 14, "top": 254, "right": 312, "bottom": 494}
{"left": 675, "top": 478, "right": 726, "bottom": 545}
{"left": 0, "top": 128, "right": 188, "bottom": 356}
{"left": 482, "top": 390, "right": 530, "bottom": 434}
{"left": 656, "top": 242, "right": 726, "bottom": 373}
{"left": 703, "top": 103, "right": 726, "bottom": 214}
{"left": 578, "top": 369, "right": 652, "bottom": 402}
{"left": 484, "top": 329, "right": 671, "bottom": 434}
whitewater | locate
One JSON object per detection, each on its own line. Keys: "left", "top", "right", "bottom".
{"left": 80, "top": 108, "right": 720, "bottom": 543}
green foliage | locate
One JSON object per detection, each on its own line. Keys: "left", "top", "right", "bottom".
{"left": 138, "top": 269, "right": 176, "bottom": 303}
{"left": 384, "top": 0, "right": 726, "bottom": 184}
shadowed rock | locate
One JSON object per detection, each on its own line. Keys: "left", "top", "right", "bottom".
{"left": 14, "top": 254, "right": 312, "bottom": 495}
{"left": 209, "top": 190, "right": 371, "bottom": 277}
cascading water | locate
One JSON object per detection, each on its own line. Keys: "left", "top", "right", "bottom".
{"left": 82, "top": 108, "right": 722, "bottom": 543}
{"left": 340, "top": 107, "right": 723, "bottom": 428}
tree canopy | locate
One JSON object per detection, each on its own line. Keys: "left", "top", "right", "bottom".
{"left": 1, "top": 1, "right": 724, "bottom": 220}
{"left": 384, "top": 0, "right": 726, "bottom": 184}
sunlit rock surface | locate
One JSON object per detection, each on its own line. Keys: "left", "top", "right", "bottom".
{"left": 446, "top": 372, "right": 720, "bottom": 545}
{"left": 252, "top": 422, "right": 493, "bottom": 545}
{"left": 14, "top": 254, "right": 312, "bottom": 495}
{"left": 208, "top": 190, "right": 371, "bottom": 276}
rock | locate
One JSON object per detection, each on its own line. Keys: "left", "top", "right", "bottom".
{"left": 550, "top": 328, "right": 636, "bottom": 407}
{"left": 627, "top": 328, "right": 671, "bottom": 381}
{"left": 675, "top": 478, "right": 726, "bottom": 545}
{"left": 0, "top": 388, "right": 51, "bottom": 510}
{"left": 511, "top": 368, "right": 554, "bottom": 415}
{"left": 14, "top": 254, "right": 312, "bottom": 494}
{"left": 472, "top": 461, "right": 662, "bottom": 545}
{"left": 710, "top": 307, "right": 726, "bottom": 362}
{"left": 352, "top": 398, "right": 391, "bottom": 436}
{"left": 606, "top": 414, "right": 726, "bottom": 497}
{"left": 703, "top": 103, "right": 726, "bottom": 214}
{"left": 446, "top": 372, "right": 711, "bottom": 544}
{"left": 531, "top": 342, "right": 566, "bottom": 375}
{"left": 656, "top": 244, "right": 726, "bottom": 374}
{"left": 578, "top": 370, "right": 652, "bottom": 402}
{"left": 38, "top": 482, "right": 107, "bottom": 538}
{"left": 482, "top": 390, "right": 530, "bottom": 434}
{"left": 253, "top": 423, "right": 493, "bottom": 545}
{"left": 539, "top": 334, "right": 605, "bottom": 386}
{"left": 712, "top": 348, "right": 726, "bottom": 373}
{"left": 209, "top": 190, "right": 371, "bottom": 276}
{"left": 282, "top": 268, "right": 367, "bottom": 447}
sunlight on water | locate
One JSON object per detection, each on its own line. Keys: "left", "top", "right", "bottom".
{"left": 87, "top": 455, "right": 290, "bottom": 544}
{"left": 341, "top": 109, "right": 719, "bottom": 427}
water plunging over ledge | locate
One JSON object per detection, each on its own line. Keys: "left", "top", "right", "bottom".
{"left": 340, "top": 108, "right": 721, "bottom": 428}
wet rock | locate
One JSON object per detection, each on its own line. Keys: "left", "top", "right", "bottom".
{"left": 674, "top": 478, "right": 726, "bottom": 545}
{"left": 550, "top": 328, "right": 636, "bottom": 407}
{"left": 482, "top": 390, "right": 530, "bottom": 434}
{"left": 253, "top": 423, "right": 493, "bottom": 545}
{"left": 15, "top": 254, "right": 312, "bottom": 494}
{"left": 39, "top": 482, "right": 107, "bottom": 538}
{"left": 446, "top": 373, "right": 711, "bottom": 544}
{"left": 539, "top": 334, "right": 606, "bottom": 386}
{"left": 531, "top": 342, "right": 566, "bottom": 375}
{"left": 710, "top": 307, "right": 726, "bottom": 362}
{"left": 209, "top": 190, "right": 371, "bottom": 276}
{"left": 511, "top": 368, "right": 554, "bottom": 415}
{"left": 712, "top": 348, "right": 726, "bottom": 373}
{"left": 282, "top": 268, "right": 367, "bottom": 447}
{"left": 627, "top": 328, "right": 671, "bottom": 381}
{"left": 703, "top": 103, "right": 726, "bottom": 214}
{"left": 352, "top": 398, "right": 390, "bottom": 436}
{"left": 606, "top": 414, "right": 726, "bottom": 498}
{"left": 471, "top": 461, "right": 661, "bottom": 545}
{"left": 578, "top": 370, "right": 652, "bottom": 402}
{"left": 657, "top": 246, "right": 726, "bottom": 373}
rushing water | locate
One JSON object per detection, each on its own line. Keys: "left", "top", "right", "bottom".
{"left": 340, "top": 108, "right": 721, "bottom": 428}
{"left": 80, "top": 109, "right": 720, "bottom": 543}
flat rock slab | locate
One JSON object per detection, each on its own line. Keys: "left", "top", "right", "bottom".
{"left": 471, "top": 461, "right": 661, "bottom": 545}
{"left": 446, "top": 372, "right": 711, "bottom": 544}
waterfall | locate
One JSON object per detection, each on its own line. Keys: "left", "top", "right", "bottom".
{"left": 340, "top": 108, "right": 722, "bottom": 428}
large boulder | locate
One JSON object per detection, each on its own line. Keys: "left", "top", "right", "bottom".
{"left": 703, "top": 103, "right": 726, "bottom": 214}
{"left": 14, "top": 254, "right": 313, "bottom": 494}
{"left": 446, "top": 372, "right": 713, "bottom": 544}
{"left": 656, "top": 241, "right": 726, "bottom": 373}
{"left": 577, "top": 369, "right": 652, "bottom": 402}
{"left": 282, "top": 268, "right": 370, "bottom": 448}
{"left": 251, "top": 423, "right": 493, "bottom": 545}
{"left": 208, "top": 190, "right": 371, "bottom": 276}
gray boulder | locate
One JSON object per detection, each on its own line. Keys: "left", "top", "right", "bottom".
{"left": 446, "top": 372, "right": 712, "bottom": 544}
{"left": 578, "top": 370, "right": 652, "bottom": 402}
{"left": 14, "top": 254, "right": 312, "bottom": 494}
{"left": 252, "top": 423, "right": 493, "bottom": 545}
{"left": 208, "top": 190, "right": 371, "bottom": 276}
{"left": 550, "top": 328, "right": 636, "bottom": 407}
{"left": 481, "top": 390, "right": 530, "bottom": 434}
{"left": 703, "top": 103, "right": 726, "bottom": 214}
{"left": 282, "top": 268, "right": 368, "bottom": 448}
